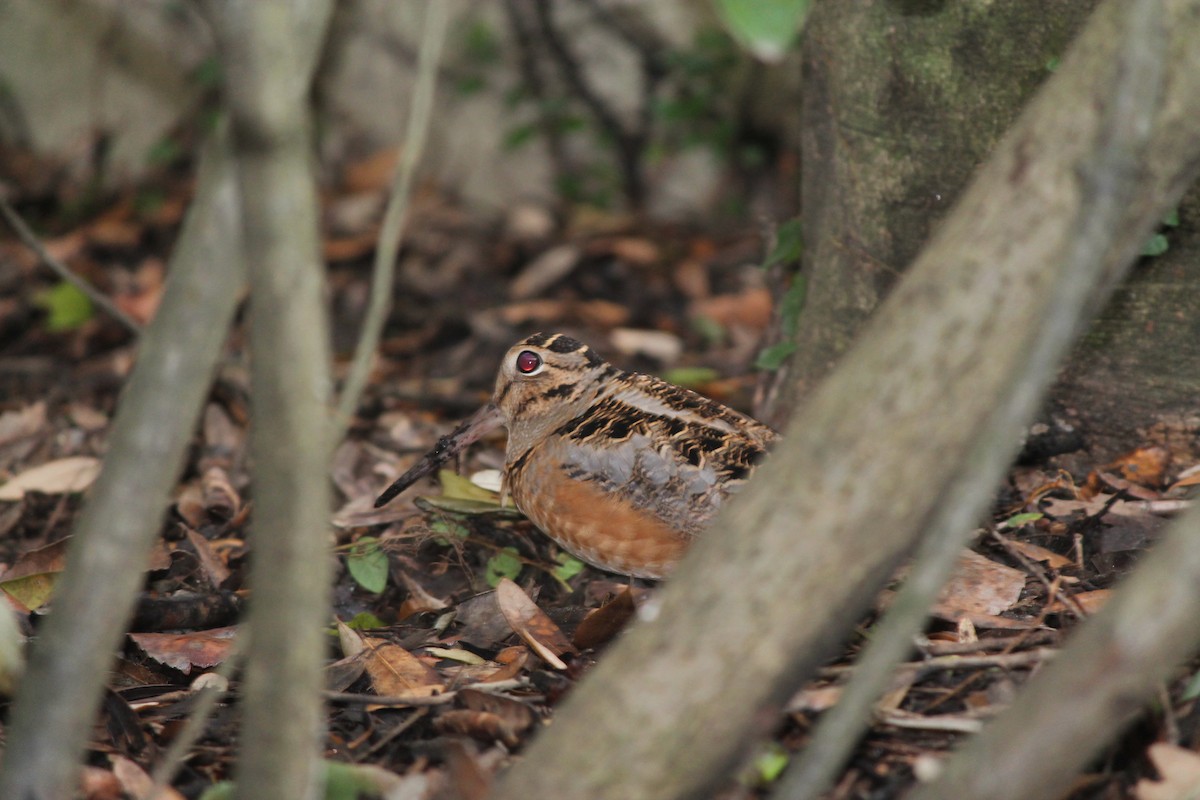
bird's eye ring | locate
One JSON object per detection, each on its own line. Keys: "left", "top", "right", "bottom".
{"left": 515, "top": 350, "right": 543, "bottom": 375}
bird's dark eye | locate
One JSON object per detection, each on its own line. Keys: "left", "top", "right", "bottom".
{"left": 515, "top": 350, "right": 543, "bottom": 374}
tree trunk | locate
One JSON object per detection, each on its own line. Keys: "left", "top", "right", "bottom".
{"left": 765, "top": 0, "right": 1097, "bottom": 426}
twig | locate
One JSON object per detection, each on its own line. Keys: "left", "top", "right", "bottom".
{"left": 326, "top": 677, "right": 530, "bottom": 708}
{"left": 531, "top": 0, "right": 646, "bottom": 206}
{"left": 0, "top": 196, "right": 142, "bottom": 334}
{"left": 990, "top": 528, "right": 1086, "bottom": 617}
{"left": 333, "top": 0, "right": 450, "bottom": 439}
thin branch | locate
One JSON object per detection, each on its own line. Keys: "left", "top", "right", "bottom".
{"left": 0, "top": 126, "right": 244, "bottom": 800}
{"left": 531, "top": 0, "right": 645, "bottom": 206}
{"left": 333, "top": 0, "right": 450, "bottom": 439}
{"left": 0, "top": 197, "right": 142, "bottom": 334}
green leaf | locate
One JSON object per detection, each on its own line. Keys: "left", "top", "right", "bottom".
{"left": 754, "top": 340, "right": 796, "bottom": 371}
{"left": 1142, "top": 233, "right": 1169, "bottom": 257}
{"left": 662, "top": 366, "right": 720, "bottom": 388}
{"left": 712, "top": 0, "right": 811, "bottom": 62}
{"left": 763, "top": 219, "right": 803, "bottom": 269}
{"left": 325, "top": 762, "right": 386, "bottom": 800}
{"left": 346, "top": 537, "right": 389, "bottom": 594}
{"left": 739, "top": 742, "right": 790, "bottom": 787}
{"left": 416, "top": 496, "right": 522, "bottom": 519}
{"left": 778, "top": 276, "right": 807, "bottom": 336}
{"left": 1003, "top": 512, "right": 1044, "bottom": 529}
{"left": 486, "top": 547, "right": 523, "bottom": 587}
{"left": 429, "top": 518, "right": 471, "bottom": 541}
{"left": 345, "top": 611, "right": 387, "bottom": 631}
{"left": 1183, "top": 669, "right": 1200, "bottom": 701}
{"left": 1045, "top": 56, "right": 1061, "bottom": 73}
{"left": 503, "top": 122, "right": 539, "bottom": 151}
{"left": 1162, "top": 208, "right": 1180, "bottom": 227}
{"left": 198, "top": 782, "right": 233, "bottom": 800}
{"left": 0, "top": 573, "right": 57, "bottom": 611}
{"left": 35, "top": 282, "right": 94, "bottom": 332}
{"left": 438, "top": 469, "right": 499, "bottom": 503}
{"left": 552, "top": 553, "right": 586, "bottom": 583}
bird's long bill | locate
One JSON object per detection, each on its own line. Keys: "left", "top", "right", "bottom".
{"left": 374, "top": 402, "right": 505, "bottom": 508}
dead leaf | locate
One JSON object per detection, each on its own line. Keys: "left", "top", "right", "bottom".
{"left": 110, "top": 753, "right": 187, "bottom": 800}
{"left": 0, "top": 402, "right": 46, "bottom": 447}
{"left": 495, "top": 578, "right": 577, "bottom": 669}
{"left": 0, "top": 456, "right": 101, "bottom": 500}
{"left": 786, "top": 685, "right": 843, "bottom": 713}
{"left": 599, "top": 236, "right": 661, "bottom": 266}
{"left": 508, "top": 244, "right": 581, "bottom": 300}
{"left": 609, "top": 328, "right": 683, "bottom": 364}
{"left": 80, "top": 766, "right": 123, "bottom": 800}
{"left": 129, "top": 626, "right": 237, "bottom": 674}
{"left": 691, "top": 287, "right": 773, "bottom": 331}
{"left": 362, "top": 637, "right": 444, "bottom": 697}
{"left": 185, "top": 529, "right": 231, "bottom": 587}
{"left": 1047, "top": 589, "right": 1112, "bottom": 615}
{"left": 573, "top": 588, "right": 637, "bottom": 650}
{"left": 201, "top": 466, "right": 241, "bottom": 521}
{"left": 342, "top": 147, "right": 400, "bottom": 193}
{"left": 337, "top": 618, "right": 366, "bottom": 659}
{"left": 1005, "top": 539, "right": 1073, "bottom": 569}
{"left": 932, "top": 550, "right": 1026, "bottom": 619}
{"left": 483, "top": 646, "right": 530, "bottom": 683}
{"left": 1135, "top": 743, "right": 1200, "bottom": 800}
{"left": 67, "top": 403, "right": 108, "bottom": 432}
{"left": 397, "top": 571, "right": 449, "bottom": 619}
{"left": 0, "top": 539, "right": 70, "bottom": 610}
{"left": 1105, "top": 446, "right": 1170, "bottom": 489}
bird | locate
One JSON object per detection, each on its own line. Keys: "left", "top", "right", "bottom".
{"left": 376, "top": 332, "right": 778, "bottom": 579}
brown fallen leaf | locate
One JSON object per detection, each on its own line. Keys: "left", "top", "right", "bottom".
{"left": 201, "top": 466, "right": 241, "bottom": 521}
{"left": 932, "top": 550, "right": 1026, "bottom": 620}
{"left": 1135, "top": 743, "right": 1200, "bottom": 800}
{"left": 110, "top": 753, "right": 187, "bottom": 800}
{"left": 1047, "top": 589, "right": 1112, "bottom": 615}
{"left": 129, "top": 626, "right": 237, "bottom": 675}
{"left": 397, "top": 570, "right": 450, "bottom": 620}
{"left": 341, "top": 147, "right": 400, "bottom": 193}
{"left": 482, "top": 646, "right": 530, "bottom": 683}
{"left": 0, "top": 539, "right": 71, "bottom": 610}
{"left": 0, "top": 402, "right": 46, "bottom": 447}
{"left": 1107, "top": 446, "right": 1170, "bottom": 489}
{"left": 495, "top": 578, "right": 577, "bottom": 669}
{"left": 1005, "top": 539, "right": 1073, "bottom": 569}
{"left": 438, "top": 689, "right": 534, "bottom": 748}
{"left": 0, "top": 456, "right": 101, "bottom": 501}
{"left": 362, "top": 637, "right": 444, "bottom": 697}
{"left": 185, "top": 529, "right": 231, "bottom": 588}
{"left": 573, "top": 587, "right": 637, "bottom": 650}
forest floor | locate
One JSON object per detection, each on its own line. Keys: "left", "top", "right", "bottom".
{"left": 1, "top": 141, "right": 1198, "bottom": 800}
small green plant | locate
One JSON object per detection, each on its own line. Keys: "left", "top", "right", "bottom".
{"left": 552, "top": 552, "right": 586, "bottom": 584}
{"left": 486, "top": 547, "right": 523, "bottom": 587}
{"left": 345, "top": 537, "right": 388, "bottom": 594}
{"left": 755, "top": 219, "right": 805, "bottom": 370}
{"left": 35, "top": 282, "right": 94, "bottom": 332}
{"left": 1141, "top": 207, "right": 1179, "bottom": 258}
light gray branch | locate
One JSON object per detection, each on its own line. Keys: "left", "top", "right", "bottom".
{"left": 199, "top": 3, "right": 335, "bottom": 800}
{"left": 334, "top": 0, "right": 450, "bottom": 437}
{"left": 0, "top": 128, "right": 245, "bottom": 800}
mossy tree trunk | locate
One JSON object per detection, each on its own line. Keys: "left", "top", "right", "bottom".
{"left": 765, "top": 1, "right": 1098, "bottom": 425}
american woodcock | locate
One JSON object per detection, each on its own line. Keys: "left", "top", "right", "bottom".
{"left": 376, "top": 333, "right": 778, "bottom": 579}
